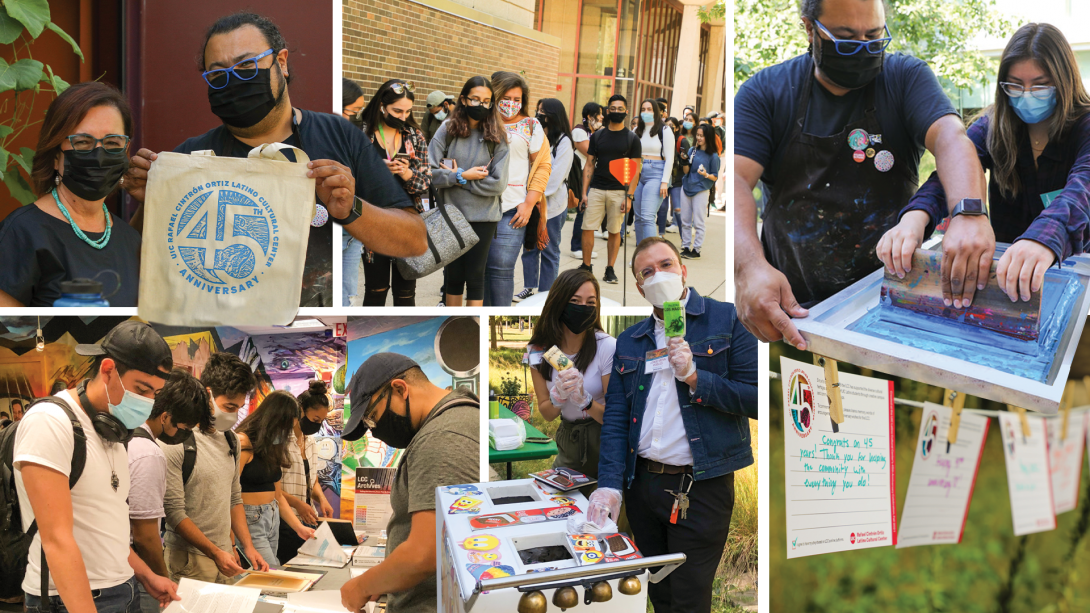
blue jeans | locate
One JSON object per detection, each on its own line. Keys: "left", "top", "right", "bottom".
{"left": 570, "top": 208, "right": 584, "bottom": 252}
{"left": 26, "top": 576, "right": 138, "bottom": 613}
{"left": 238, "top": 500, "right": 281, "bottom": 567}
{"left": 342, "top": 234, "right": 362, "bottom": 306}
{"left": 485, "top": 209, "right": 527, "bottom": 307}
{"left": 633, "top": 159, "right": 666, "bottom": 244}
{"left": 522, "top": 212, "right": 565, "bottom": 291}
{"left": 136, "top": 583, "right": 160, "bottom": 613}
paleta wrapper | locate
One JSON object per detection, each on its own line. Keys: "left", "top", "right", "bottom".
{"left": 664, "top": 301, "right": 685, "bottom": 337}
{"left": 543, "top": 346, "right": 573, "bottom": 371}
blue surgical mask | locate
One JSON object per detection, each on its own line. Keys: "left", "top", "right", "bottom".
{"left": 106, "top": 374, "right": 155, "bottom": 429}
{"left": 1007, "top": 89, "right": 1057, "bottom": 124}
{"left": 435, "top": 110, "right": 448, "bottom": 122}
{"left": 640, "top": 112, "right": 655, "bottom": 123}
{"left": 683, "top": 121, "right": 694, "bottom": 130}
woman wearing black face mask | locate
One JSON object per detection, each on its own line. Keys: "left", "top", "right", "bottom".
{"left": 277, "top": 380, "right": 336, "bottom": 562}
{"left": 0, "top": 82, "right": 142, "bottom": 307}
{"left": 354, "top": 79, "right": 432, "bottom": 307}
{"left": 527, "top": 268, "right": 614, "bottom": 495}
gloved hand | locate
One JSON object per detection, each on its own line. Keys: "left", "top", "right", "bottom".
{"left": 587, "top": 487, "right": 623, "bottom": 527}
{"left": 666, "top": 337, "right": 696, "bottom": 381}
{"left": 550, "top": 379, "right": 570, "bottom": 405}
{"left": 556, "top": 368, "right": 586, "bottom": 402}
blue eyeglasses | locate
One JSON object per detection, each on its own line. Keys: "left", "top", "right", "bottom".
{"left": 813, "top": 20, "right": 892, "bottom": 56}
{"left": 202, "top": 49, "right": 275, "bottom": 89}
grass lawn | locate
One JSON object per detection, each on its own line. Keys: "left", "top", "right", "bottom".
{"left": 489, "top": 346, "right": 757, "bottom": 613}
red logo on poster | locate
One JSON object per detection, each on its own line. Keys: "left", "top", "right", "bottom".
{"left": 850, "top": 533, "right": 856, "bottom": 544}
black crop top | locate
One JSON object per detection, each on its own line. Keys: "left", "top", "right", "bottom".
{"left": 240, "top": 454, "right": 283, "bottom": 493}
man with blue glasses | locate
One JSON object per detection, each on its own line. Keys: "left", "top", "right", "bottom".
{"left": 733, "top": 0, "right": 992, "bottom": 351}
{"left": 124, "top": 12, "right": 427, "bottom": 307}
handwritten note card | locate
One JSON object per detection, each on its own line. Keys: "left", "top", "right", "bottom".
{"left": 781, "top": 357, "right": 896, "bottom": 559}
{"left": 896, "top": 402, "right": 988, "bottom": 548}
{"left": 998, "top": 412, "right": 1056, "bottom": 536}
{"left": 1048, "top": 411, "right": 1086, "bottom": 514}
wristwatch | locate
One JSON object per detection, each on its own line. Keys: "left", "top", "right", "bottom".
{"left": 951, "top": 198, "right": 986, "bottom": 218}
{"left": 331, "top": 196, "right": 362, "bottom": 225}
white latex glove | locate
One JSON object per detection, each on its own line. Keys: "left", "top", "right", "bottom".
{"left": 587, "top": 487, "right": 623, "bottom": 527}
{"left": 666, "top": 337, "right": 696, "bottom": 381}
{"left": 550, "top": 379, "right": 570, "bottom": 405}
{"left": 556, "top": 368, "right": 586, "bottom": 402}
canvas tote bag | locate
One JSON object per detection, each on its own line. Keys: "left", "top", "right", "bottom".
{"left": 138, "top": 143, "right": 315, "bottom": 325}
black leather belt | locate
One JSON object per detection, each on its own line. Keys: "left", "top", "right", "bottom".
{"left": 637, "top": 456, "right": 693, "bottom": 475}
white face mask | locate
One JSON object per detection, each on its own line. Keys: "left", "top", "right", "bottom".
{"left": 212, "top": 398, "right": 239, "bottom": 431}
{"left": 641, "top": 271, "right": 685, "bottom": 308}
{"left": 435, "top": 110, "right": 448, "bottom": 121}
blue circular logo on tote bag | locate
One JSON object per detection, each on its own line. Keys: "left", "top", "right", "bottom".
{"left": 166, "top": 182, "right": 280, "bottom": 294}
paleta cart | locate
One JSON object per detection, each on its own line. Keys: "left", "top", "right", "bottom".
{"left": 436, "top": 479, "right": 685, "bottom": 612}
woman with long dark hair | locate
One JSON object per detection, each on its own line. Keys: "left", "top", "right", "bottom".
{"left": 234, "top": 390, "right": 315, "bottom": 566}
{"left": 277, "top": 381, "right": 336, "bottom": 562}
{"left": 341, "top": 78, "right": 366, "bottom": 306}
{"left": 632, "top": 98, "right": 675, "bottom": 245}
{"left": 527, "top": 268, "right": 615, "bottom": 493}
{"left": 569, "top": 102, "right": 604, "bottom": 259}
{"left": 679, "top": 125, "right": 722, "bottom": 260}
{"left": 880, "top": 23, "right": 1090, "bottom": 302}
{"left": 659, "top": 116, "right": 683, "bottom": 236}
{"left": 356, "top": 79, "right": 431, "bottom": 306}
{"left": 0, "top": 82, "right": 142, "bottom": 307}
{"left": 428, "top": 76, "right": 511, "bottom": 307}
{"left": 486, "top": 72, "right": 552, "bottom": 307}
{"left": 516, "top": 98, "right": 575, "bottom": 300}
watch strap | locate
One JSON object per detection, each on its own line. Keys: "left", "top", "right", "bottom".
{"left": 331, "top": 198, "right": 362, "bottom": 225}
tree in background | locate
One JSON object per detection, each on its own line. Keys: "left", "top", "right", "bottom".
{"left": 734, "top": 0, "right": 1016, "bottom": 98}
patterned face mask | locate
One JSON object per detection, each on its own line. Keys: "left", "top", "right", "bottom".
{"left": 498, "top": 99, "right": 522, "bottom": 119}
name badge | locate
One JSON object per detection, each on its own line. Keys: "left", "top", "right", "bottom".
{"left": 645, "top": 348, "right": 670, "bottom": 374}
{"left": 527, "top": 351, "right": 543, "bottom": 366}
{"left": 1041, "top": 189, "right": 1063, "bottom": 208}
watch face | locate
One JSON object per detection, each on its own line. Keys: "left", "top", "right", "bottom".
{"left": 960, "top": 199, "right": 984, "bottom": 214}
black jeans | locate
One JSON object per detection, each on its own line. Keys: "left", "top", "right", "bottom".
{"left": 277, "top": 519, "right": 318, "bottom": 563}
{"left": 625, "top": 468, "right": 735, "bottom": 613}
{"left": 362, "top": 253, "right": 416, "bottom": 306}
{"left": 444, "top": 221, "right": 497, "bottom": 301}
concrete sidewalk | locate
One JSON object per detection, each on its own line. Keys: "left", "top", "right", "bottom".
{"left": 354, "top": 206, "right": 727, "bottom": 307}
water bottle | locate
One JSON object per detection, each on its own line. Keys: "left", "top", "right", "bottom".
{"left": 53, "top": 278, "right": 111, "bottom": 308}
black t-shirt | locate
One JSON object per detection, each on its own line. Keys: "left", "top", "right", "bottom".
{"left": 588, "top": 127, "right": 643, "bottom": 191}
{"left": 0, "top": 204, "right": 141, "bottom": 306}
{"left": 734, "top": 53, "right": 956, "bottom": 186}
{"left": 174, "top": 109, "right": 413, "bottom": 307}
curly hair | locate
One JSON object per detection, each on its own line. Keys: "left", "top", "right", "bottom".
{"left": 200, "top": 353, "right": 256, "bottom": 399}
{"left": 152, "top": 370, "right": 211, "bottom": 431}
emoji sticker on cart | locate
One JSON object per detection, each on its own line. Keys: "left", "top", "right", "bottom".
{"left": 443, "top": 485, "right": 482, "bottom": 496}
{"left": 461, "top": 534, "right": 501, "bottom": 551}
{"left": 467, "top": 551, "right": 502, "bottom": 564}
{"left": 466, "top": 564, "right": 516, "bottom": 581}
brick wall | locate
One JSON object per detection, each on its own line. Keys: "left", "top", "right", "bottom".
{"left": 343, "top": 0, "right": 561, "bottom": 123}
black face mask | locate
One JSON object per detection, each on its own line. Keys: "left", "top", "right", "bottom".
{"left": 61, "top": 148, "right": 128, "bottom": 201}
{"left": 560, "top": 303, "right": 597, "bottom": 335}
{"left": 536, "top": 113, "right": 548, "bottom": 126}
{"left": 157, "top": 426, "right": 193, "bottom": 446}
{"left": 349, "top": 112, "right": 365, "bottom": 129}
{"left": 369, "top": 387, "right": 416, "bottom": 449}
{"left": 465, "top": 105, "right": 489, "bottom": 121}
{"left": 383, "top": 112, "right": 406, "bottom": 131}
{"left": 607, "top": 111, "right": 627, "bottom": 125}
{"left": 208, "top": 65, "right": 285, "bottom": 128}
{"left": 811, "top": 35, "right": 885, "bottom": 91}
{"left": 299, "top": 415, "right": 322, "bottom": 436}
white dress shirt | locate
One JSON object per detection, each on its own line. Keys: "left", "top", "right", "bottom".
{"left": 637, "top": 292, "right": 694, "bottom": 467}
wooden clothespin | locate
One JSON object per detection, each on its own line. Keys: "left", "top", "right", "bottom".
{"left": 1060, "top": 380, "right": 1075, "bottom": 442}
{"left": 1008, "top": 405, "right": 1031, "bottom": 439}
{"left": 814, "top": 355, "right": 844, "bottom": 433}
{"left": 943, "top": 389, "right": 965, "bottom": 453}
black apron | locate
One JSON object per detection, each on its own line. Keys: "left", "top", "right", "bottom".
{"left": 761, "top": 72, "right": 919, "bottom": 307}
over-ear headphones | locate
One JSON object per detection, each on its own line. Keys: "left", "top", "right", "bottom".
{"left": 76, "top": 379, "right": 132, "bottom": 445}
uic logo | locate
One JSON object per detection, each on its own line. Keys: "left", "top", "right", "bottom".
{"left": 170, "top": 185, "right": 278, "bottom": 292}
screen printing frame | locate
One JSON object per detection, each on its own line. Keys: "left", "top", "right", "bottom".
{"left": 794, "top": 247, "right": 1090, "bottom": 414}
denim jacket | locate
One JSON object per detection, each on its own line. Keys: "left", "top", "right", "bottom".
{"left": 598, "top": 289, "right": 758, "bottom": 491}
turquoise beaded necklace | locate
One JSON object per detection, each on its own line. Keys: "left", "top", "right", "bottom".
{"left": 51, "top": 187, "right": 112, "bottom": 250}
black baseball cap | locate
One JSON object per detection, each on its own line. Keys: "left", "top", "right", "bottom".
{"left": 75, "top": 320, "right": 173, "bottom": 379}
{"left": 343, "top": 353, "right": 420, "bottom": 441}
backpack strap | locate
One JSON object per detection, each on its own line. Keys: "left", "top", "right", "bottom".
{"left": 225, "top": 430, "right": 239, "bottom": 459}
{"left": 181, "top": 432, "right": 198, "bottom": 486}
{"left": 130, "top": 427, "right": 156, "bottom": 443}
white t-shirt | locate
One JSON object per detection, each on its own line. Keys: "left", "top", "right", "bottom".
{"left": 531, "top": 332, "right": 617, "bottom": 422}
{"left": 572, "top": 125, "right": 591, "bottom": 168}
{"left": 14, "top": 390, "right": 133, "bottom": 595}
{"left": 639, "top": 125, "right": 675, "bottom": 183}
{"left": 501, "top": 116, "right": 546, "bottom": 213}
